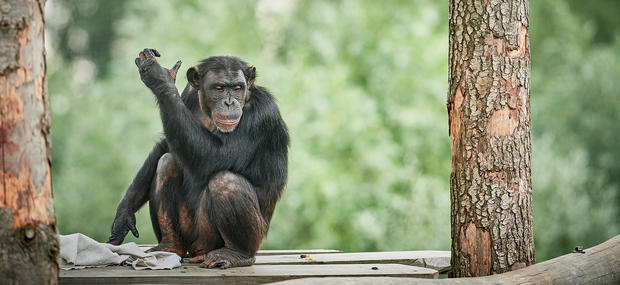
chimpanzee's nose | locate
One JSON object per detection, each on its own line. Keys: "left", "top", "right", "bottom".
{"left": 224, "top": 98, "right": 233, "bottom": 107}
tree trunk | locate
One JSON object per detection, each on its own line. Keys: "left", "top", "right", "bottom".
{"left": 447, "top": 0, "right": 534, "bottom": 277}
{"left": 0, "top": 0, "right": 58, "bottom": 284}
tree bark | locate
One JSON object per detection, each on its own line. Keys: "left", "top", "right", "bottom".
{"left": 0, "top": 0, "right": 58, "bottom": 284}
{"left": 447, "top": 0, "right": 534, "bottom": 277}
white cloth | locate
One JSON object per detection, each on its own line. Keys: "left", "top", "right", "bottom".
{"left": 59, "top": 233, "right": 181, "bottom": 270}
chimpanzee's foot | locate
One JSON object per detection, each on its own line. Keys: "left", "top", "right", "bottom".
{"left": 147, "top": 244, "right": 186, "bottom": 257}
{"left": 182, "top": 243, "right": 219, "bottom": 263}
{"left": 199, "top": 248, "right": 255, "bottom": 269}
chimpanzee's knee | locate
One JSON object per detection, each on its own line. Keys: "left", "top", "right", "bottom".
{"left": 208, "top": 171, "right": 253, "bottom": 199}
{"left": 207, "top": 171, "right": 264, "bottom": 255}
{"left": 154, "top": 153, "right": 181, "bottom": 194}
{"left": 156, "top": 153, "right": 178, "bottom": 174}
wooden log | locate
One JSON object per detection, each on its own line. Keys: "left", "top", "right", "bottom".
{"left": 255, "top": 251, "right": 450, "bottom": 272}
{"left": 270, "top": 234, "right": 620, "bottom": 284}
{"left": 59, "top": 263, "right": 437, "bottom": 284}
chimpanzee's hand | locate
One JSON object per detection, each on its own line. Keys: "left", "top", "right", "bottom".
{"left": 107, "top": 207, "right": 139, "bottom": 245}
{"left": 134, "top": 48, "right": 182, "bottom": 92}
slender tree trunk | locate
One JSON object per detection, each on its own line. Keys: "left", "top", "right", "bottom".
{"left": 0, "top": 0, "right": 58, "bottom": 284}
{"left": 447, "top": 0, "right": 534, "bottom": 277}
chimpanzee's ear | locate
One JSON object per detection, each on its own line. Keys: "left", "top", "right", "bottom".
{"left": 245, "top": 66, "right": 256, "bottom": 87}
{"left": 187, "top": 66, "right": 201, "bottom": 88}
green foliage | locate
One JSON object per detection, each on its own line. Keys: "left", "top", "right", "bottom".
{"left": 47, "top": 0, "right": 128, "bottom": 77}
{"left": 47, "top": 0, "right": 619, "bottom": 261}
{"left": 530, "top": 1, "right": 620, "bottom": 259}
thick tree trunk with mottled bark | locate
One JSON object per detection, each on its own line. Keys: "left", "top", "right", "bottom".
{"left": 0, "top": 0, "right": 58, "bottom": 284}
{"left": 447, "top": 0, "right": 534, "bottom": 277}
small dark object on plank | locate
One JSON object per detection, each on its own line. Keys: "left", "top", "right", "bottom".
{"left": 573, "top": 246, "right": 585, "bottom": 254}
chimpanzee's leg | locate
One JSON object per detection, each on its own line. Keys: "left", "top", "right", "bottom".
{"left": 199, "top": 171, "right": 266, "bottom": 269}
{"left": 184, "top": 190, "right": 224, "bottom": 262}
{"left": 147, "top": 153, "right": 188, "bottom": 256}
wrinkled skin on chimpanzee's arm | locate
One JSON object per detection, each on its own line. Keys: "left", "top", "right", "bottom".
{"left": 134, "top": 49, "right": 253, "bottom": 177}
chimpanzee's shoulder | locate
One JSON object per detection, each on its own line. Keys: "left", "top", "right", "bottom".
{"left": 246, "top": 86, "right": 288, "bottom": 142}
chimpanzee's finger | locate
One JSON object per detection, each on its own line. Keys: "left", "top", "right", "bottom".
{"left": 107, "top": 227, "right": 127, "bottom": 245}
{"left": 129, "top": 223, "right": 139, "bottom": 238}
{"left": 143, "top": 48, "right": 156, "bottom": 59}
{"left": 129, "top": 227, "right": 139, "bottom": 238}
{"left": 149, "top": 48, "right": 161, "bottom": 57}
{"left": 170, "top": 60, "right": 182, "bottom": 81}
{"left": 171, "top": 60, "right": 182, "bottom": 71}
{"left": 135, "top": 57, "right": 141, "bottom": 67}
{"left": 139, "top": 51, "right": 146, "bottom": 60}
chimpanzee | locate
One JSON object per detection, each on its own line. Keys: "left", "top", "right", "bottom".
{"left": 107, "top": 48, "right": 289, "bottom": 269}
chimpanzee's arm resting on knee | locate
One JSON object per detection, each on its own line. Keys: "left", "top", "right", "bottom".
{"left": 108, "top": 140, "right": 168, "bottom": 244}
{"left": 120, "top": 140, "right": 168, "bottom": 212}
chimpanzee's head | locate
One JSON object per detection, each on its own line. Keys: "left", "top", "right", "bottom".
{"left": 187, "top": 56, "right": 256, "bottom": 133}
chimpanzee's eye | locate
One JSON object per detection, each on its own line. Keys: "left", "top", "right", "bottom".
{"left": 215, "top": 85, "right": 223, "bottom": 91}
{"left": 234, "top": 85, "right": 242, "bottom": 90}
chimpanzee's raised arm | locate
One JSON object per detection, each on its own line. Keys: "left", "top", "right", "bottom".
{"left": 134, "top": 48, "right": 228, "bottom": 176}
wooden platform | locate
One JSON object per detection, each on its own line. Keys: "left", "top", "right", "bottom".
{"left": 59, "top": 249, "right": 450, "bottom": 284}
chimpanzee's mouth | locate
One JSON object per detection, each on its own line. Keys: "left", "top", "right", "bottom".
{"left": 214, "top": 117, "right": 241, "bottom": 131}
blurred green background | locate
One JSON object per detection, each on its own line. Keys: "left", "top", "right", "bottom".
{"left": 45, "top": 0, "right": 619, "bottom": 262}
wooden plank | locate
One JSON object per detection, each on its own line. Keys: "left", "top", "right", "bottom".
{"left": 270, "top": 277, "right": 443, "bottom": 285}
{"left": 137, "top": 246, "right": 342, "bottom": 256}
{"left": 256, "top": 249, "right": 343, "bottom": 255}
{"left": 255, "top": 251, "right": 451, "bottom": 272}
{"left": 59, "top": 264, "right": 437, "bottom": 284}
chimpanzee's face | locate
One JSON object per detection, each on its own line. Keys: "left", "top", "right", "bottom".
{"left": 199, "top": 70, "right": 248, "bottom": 133}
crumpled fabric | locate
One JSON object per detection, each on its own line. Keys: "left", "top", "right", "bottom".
{"left": 59, "top": 233, "right": 181, "bottom": 270}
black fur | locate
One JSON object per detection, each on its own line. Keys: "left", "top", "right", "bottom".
{"left": 109, "top": 51, "right": 288, "bottom": 268}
